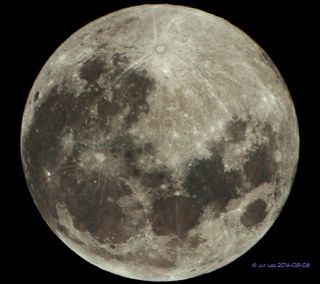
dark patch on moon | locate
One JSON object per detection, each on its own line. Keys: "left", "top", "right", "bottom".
{"left": 151, "top": 196, "right": 202, "bottom": 238}
{"left": 244, "top": 143, "right": 275, "bottom": 187}
{"left": 79, "top": 52, "right": 155, "bottom": 130}
{"left": 34, "top": 91, "right": 39, "bottom": 102}
{"left": 112, "top": 68, "right": 155, "bottom": 128}
{"left": 80, "top": 57, "right": 106, "bottom": 83}
{"left": 273, "top": 176, "right": 283, "bottom": 200}
{"left": 109, "top": 134, "right": 156, "bottom": 176}
{"left": 244, "top": 123, "right": 277, "bottom": 188}
{"left": 78, "top": 51, "right": 155, "bottom": 130}
{"left": 97, "top": 98, "right": 122, "bottom": 120}
{"left": 28, "top": 181, "right": 58, "bottom": 225}
{"left": 226, "top": 117, "right": 247, "bottom": 142}
{"left": 260, "top": 49, "right": 276, "bottom": 70}
{"left": 65, "top": 176, "right": 134, "bottom": 243}
{"left": 123, "top": 17, "right": 139, "bottom": 26}
{"left": 96, "top": 28, "right": 104, "bottom": 34}
{"left": 259, "top": 49, "right": 283, "bottom": 82}
{"left": 22, "top": 86, "right": 72, "bottom": 220}
{"left": 240, "top": 199, "right": 267, "bottom": 228}
{"left": 110, "top": 134, "right": 136, "bottom": 157}
{"left": 183, "top": 154, "right": 241, "bottom": 211}
{"left": 112, "top": 52, "right": 130, "bottom": 67}
{"left": 140, "top": 142, "right": 156, "bottom": 155}
{"left": 111, "top": 135, "right": 155, "bottom": 163}
{"left": 141, "top": 170, "right": 171, "bottom": 188}
{"left": 110, "top": 135, "right": 171, "bottom": 191}
{"left": 23, "top": 79, "right": 153, "bottom": 240}
{"left": 189, "top": 235, "right": 205, "bottom": 249}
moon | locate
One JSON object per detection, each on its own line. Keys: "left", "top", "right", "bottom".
{"left": 21, "top": 4, "right": 299, "bottom": 281}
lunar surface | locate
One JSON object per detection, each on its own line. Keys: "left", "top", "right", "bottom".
{"left": 21, "top": 4, "right": 299, "bottom": 281}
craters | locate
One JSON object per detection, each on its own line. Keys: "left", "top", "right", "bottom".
{"left": 123, "top": 16, "right": 139, "bottom": 26}
{"left": 188, "top": 235, "right": 205, "bottom": 249}
{"left": 155, "top": 44, "right": 167, "bottom": 54}
{"left": 79, "top": 53, "right": 155, "bottom": 130}
{"left": 273, "top": 175, "right": 283, "bottom": 201}
{"left": 226, "top": 116, "right": 248, "bottom": 142}
{"left": 259, "top": 48, "right": 282, "bottom": 81}
{"left": 112, "top": 52, "right": 129, "bottom": 67}
{"left": 79, "top": 57, "right": 106, "bottom": 83}
{"left": 140, "top": 254, "right": 176, "bottom": 269}
{"left": 260, "top": 49, "right": 275, "bottom": 69}
{"left": 183, "top": 154, "right": 241, "bottom": 211}
{"left": 150, "top": 196, "right": 202, "bottom": 238}
{"left": 139, "top": 142, "right": 156, "bottom": 156}
{"left": 240, "top": 199, "right": 268, "bottom": 228}
{"left": 96, "top": 28, "right": 104, "bottom": 34}
{"left": 34, "top": 91, "right": 39, "bottom": 102}
{"left": 109, "top": 134, "right": 158, "bottom": 180}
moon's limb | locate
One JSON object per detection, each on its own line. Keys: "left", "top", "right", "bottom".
{"left": 21, "top": 4, "right": 299, "bottom": 281}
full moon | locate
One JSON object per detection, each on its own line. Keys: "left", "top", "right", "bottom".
{"left": 21, "top": 4, "right": 299, "bottom": 281}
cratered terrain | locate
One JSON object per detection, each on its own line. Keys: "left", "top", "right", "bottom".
{"left": 21, "top": 4, "right": 299, "bottom": 281}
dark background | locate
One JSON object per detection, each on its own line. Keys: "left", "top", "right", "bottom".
{"left": 5, "top": 0, "right": 318, "bottom": 281}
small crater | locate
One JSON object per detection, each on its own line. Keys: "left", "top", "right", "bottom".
{"left": 34, "top": 91, "right": 39, "bottom": 102}
{"left": 189, "top": 235, "right": 204, "bottom": 249}
{"left": 139, "top": 142, "right": 156, "bottom": 155}
{"left": 241, "top": 199, "right": 268, "bottom": 228}
{"left": 123, "top": 17, "right": 139, "bottom": 26}
{"left": 151, "top": 196, "right": 202, "bottom": 238}
{"left": 155, "top": 44, "right": 166, "bottom": 54}
{"left": 112, "top": 52, "right": 129, "bottom": 67}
